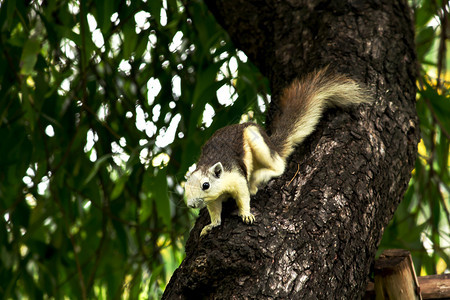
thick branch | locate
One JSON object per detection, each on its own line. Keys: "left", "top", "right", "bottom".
{"left": 164, "top": 0, "right": 419, "bottom": 298}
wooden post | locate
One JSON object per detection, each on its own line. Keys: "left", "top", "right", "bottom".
{"left": 374, "top": 249, "right": 421, "bottom": 300}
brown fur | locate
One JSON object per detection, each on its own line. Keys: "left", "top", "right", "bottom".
{"left": 198, "top": 123, "right": 275, "bottom": 177}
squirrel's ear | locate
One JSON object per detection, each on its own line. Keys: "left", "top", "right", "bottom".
{"left": 210, "top": 162, "right": 223, "bottom": 178}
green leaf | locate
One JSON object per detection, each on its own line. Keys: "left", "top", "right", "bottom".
{"left": 420, "top": 81, "right": 450, "bottom": 135}
{"left": 415, "top": 1, "right": 437, "bottom": 28}
{"left": 122, "top": 21, "right": 137, "bottom": 59}
{"left": 83, "top": 154, "right": 112, "bottom": 185}
{"left": 111, "top": 175, "right": 127, "bottom": 200}
{"left": 20, "top": 38, "right": 40, "bottom": 75}
{"left": 148, "top": 0, "right": 163, "bottom": 25}
{"left": 94, "top": 0, "right": 116, "bottom": 32}
{"left": 5, "top": 0, "right": 17, "bottom": 30}
{"left": 152, "top": 168, "right": 171, "bottom": 228}
{"left": 192, "top": 61, "right": 226, "bottom": 106}
{"left": 142, "top": 168, "right": 171, "bottom": 227}
{"left": 415, "top": 27, "right": 435, "bottom": 63}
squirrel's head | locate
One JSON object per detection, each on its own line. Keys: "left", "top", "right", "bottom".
{"left": 185, "top": 162, "right": 224, "bottom": 209}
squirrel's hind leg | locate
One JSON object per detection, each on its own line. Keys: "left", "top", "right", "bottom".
{"left": 249, "top": 162, "right": 285, "bottom": 195}
{"left": 243, "top": 127, "right": 286, "bottom": 195}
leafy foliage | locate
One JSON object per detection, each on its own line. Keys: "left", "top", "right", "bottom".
{"left": 0, "top": 0, "right": 267, "bottom": 298}
{"left": 0, "top": 0, "right": 448, "bottom": 298}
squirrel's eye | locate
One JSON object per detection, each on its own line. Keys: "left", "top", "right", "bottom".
{"left": 202, "top": 182, "right": 210, "bottom": 190}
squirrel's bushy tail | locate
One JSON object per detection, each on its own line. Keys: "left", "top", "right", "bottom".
{"left": 270, "top": 68, "right": 370, "bottom": 159}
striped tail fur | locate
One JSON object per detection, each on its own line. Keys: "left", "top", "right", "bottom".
{"left": 269, "top": 68, "right": 370, "bottom": 159}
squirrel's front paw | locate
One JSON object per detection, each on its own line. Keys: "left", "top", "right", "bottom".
{"left": 200, "top": 223, "right": 219, "bottom": 237}
{"left": 249, "top": 186, "right": 258, "bottom": 195}
{"left": 240, "top": 212, "right": 255, "bottom": 224}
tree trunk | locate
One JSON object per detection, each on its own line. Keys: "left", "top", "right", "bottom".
{"left": 163, "top": 0, "right": 419, "bottom": 298}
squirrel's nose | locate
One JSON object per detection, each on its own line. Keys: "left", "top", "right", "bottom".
{"left": 187, "top": 198, "right": 203, "bottom": 209}
{"left": 186, "top": 199, "right": 196, "bottom": 208}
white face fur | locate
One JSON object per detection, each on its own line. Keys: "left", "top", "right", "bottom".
{"left": 185, "top": 162, "right": 224, "bottom": 209}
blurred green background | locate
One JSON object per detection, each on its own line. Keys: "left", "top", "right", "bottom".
{"left": 0, "top": 0, "right": 448, "bottom": 298}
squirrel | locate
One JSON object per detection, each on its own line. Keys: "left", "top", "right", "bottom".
{"left": 185, "top": 68, "right": 370, "bottom": 237}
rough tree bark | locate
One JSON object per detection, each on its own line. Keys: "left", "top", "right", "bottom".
{"left": 164, "top": 0, "right": 419, "bottom": 298}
